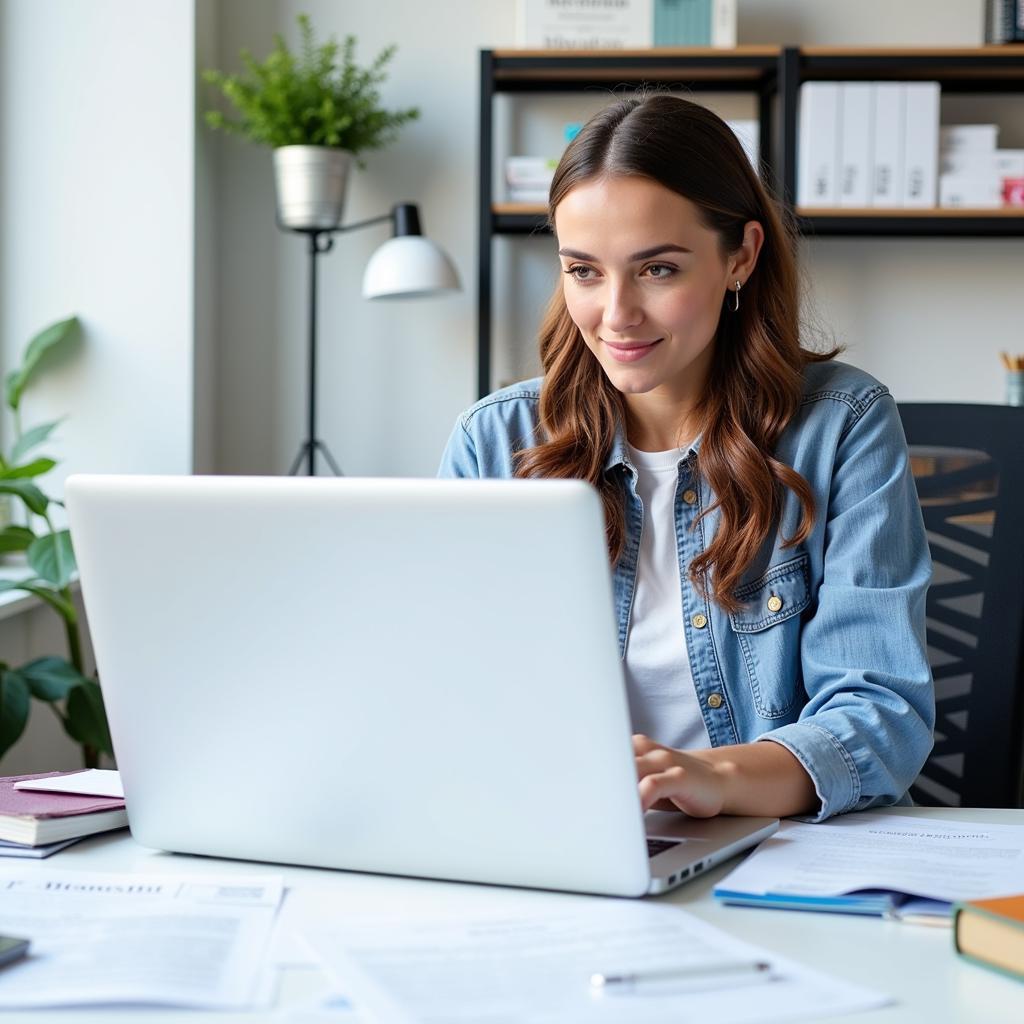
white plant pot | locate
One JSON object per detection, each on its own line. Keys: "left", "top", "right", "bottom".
{"left": 273, "top": 146, "right": 351, "bottom": 230}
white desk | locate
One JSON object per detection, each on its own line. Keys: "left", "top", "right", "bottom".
{"left": 3, "top": 807, "right": 1023, "bottom": 1022}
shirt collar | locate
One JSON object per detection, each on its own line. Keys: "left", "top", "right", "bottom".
{"left": 603, "top": 421, "right": 702, "bottom": 475}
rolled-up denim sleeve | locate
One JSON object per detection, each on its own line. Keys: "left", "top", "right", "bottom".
{"left": 759, "top": 393, "right": 935, "bottom": 821}
{"left": 437, "top": 416, "right": 480, "bottom": 478}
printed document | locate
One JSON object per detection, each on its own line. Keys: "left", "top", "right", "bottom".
{"left": 715, "top": 813, "right": 1024, "bottom": 909}
{"left": 0, "top": 868, "right": 283, "bottom": 1008}
{"left": 305, "top": 899, "right": 889, "bottom": 1024}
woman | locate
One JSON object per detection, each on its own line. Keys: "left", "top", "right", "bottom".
{"left": 439, "top": 94, "right": 934, "bottom": 822}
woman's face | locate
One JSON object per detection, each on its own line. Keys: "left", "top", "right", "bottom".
{"left": 554, "top": 175, "right": 749, "bottom": 411}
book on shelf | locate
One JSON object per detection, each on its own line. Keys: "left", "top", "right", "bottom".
{"left": 0, "top": 772, "right": 128, "bottom": 847}
{"left": 652, "top": 0, "right": 736, "bottom": 47}
{"left": 517, "top": 0, "right": 654, "bottom": 49}
{"left": 954, "top": 894, "right": 1024, "bottom": 981}
{"left": 984, "top": 0, "right": 1024, "bottom": 43}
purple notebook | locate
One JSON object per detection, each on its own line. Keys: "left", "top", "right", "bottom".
{"left": 0, "top": 772, "right": 126, "bottom": 820}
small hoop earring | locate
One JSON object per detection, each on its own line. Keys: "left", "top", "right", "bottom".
{"left": 733, "top": 279, "right": 741, "bottom": 312}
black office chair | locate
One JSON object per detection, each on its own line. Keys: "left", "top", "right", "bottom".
{"left": 897, "top": 404, "right": 1024, "bottom": 808}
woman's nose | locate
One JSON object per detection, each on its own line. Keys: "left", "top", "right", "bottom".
{"left": 603, "top": 281, "right": 644, "bottom": 334}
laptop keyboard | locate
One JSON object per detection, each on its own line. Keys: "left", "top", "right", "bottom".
{"left": 647, "top": 838, "right": 681, "bottom": 857}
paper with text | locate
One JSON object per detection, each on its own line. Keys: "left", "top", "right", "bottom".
{"left": 0, "top": 868, "right": 283, "bottom": 1008}
{"left": 305, "top": 899, "right": 888, "bottom": 1024}
{"left": 716, "top": 813, "right": 1024, "bottom": 904}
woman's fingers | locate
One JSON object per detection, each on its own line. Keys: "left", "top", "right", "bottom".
{"left": 637, "top": 760, "right": 726, "bottom": 817}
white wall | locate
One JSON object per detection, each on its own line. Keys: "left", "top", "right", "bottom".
{"left": 0, "top": 0, "right": 199, "bottom": 488}
{"left": 0, "top": 0, "right": 201, "bottom": 771}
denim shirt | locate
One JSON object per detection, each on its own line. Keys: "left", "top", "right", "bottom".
{"left": 437, "top": 360, "right": 935, "bottom": 821}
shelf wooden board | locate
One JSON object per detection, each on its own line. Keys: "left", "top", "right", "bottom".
{"left": 491, "top": 203, "right": 1024, "bottom": 237}
{"left": 489, "top": 47, "right": 780, "bottom": 87}
{"left": 492, "top": 46, "right": 781, "bottom": 59}
{"left": 796, "top": 207, "right": 1024, "bottom": 217}
{"left": 494, "top": 203, "right": 548, "bottom": 215}
{"left": 799, "top": 46, "right": 1024, "bottom": 57}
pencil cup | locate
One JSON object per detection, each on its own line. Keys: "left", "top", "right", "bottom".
{"left": 1008, "top": 370, "right": 1024, "bottom": 407}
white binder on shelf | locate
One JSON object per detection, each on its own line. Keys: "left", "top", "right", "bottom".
{"left": 711, "top": 0, "right": 738, "bottom": 48}
{"left": 871, "top": 82, "right": 905, "bottom": 207}
{"left": 797, "top": 81, "right": 840, "bottom": 208}
{"left": 901, "top": 82, "right": 940, "bottom": 208}
{"left": 838, "top": 82, "right": 873, "bottom": 208}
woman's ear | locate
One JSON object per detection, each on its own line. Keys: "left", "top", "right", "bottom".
{"left": 728, "top": 220, "right": 765, "bottom": 286}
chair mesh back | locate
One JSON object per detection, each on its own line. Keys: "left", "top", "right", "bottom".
{"left": 899, "top": 405, "right": 1024, "bottom": 809}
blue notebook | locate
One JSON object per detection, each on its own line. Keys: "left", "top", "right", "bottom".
{"left": 713, "top": 886, "right": 950, "bottom": 921}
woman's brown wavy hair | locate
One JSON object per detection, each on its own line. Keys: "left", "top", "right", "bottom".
{"left": 514, "top": 93, "right": 837, "bottom": 614}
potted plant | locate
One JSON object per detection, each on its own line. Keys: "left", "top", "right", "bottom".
{"left": 203, "top": 13, "right": 419, "bottom": 231}
{"left": 0, "top": 316, "right": 113, "bottom": 769}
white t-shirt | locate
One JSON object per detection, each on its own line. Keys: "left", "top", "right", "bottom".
{"left": 624, "top": 443, "right": 712, "bottom": 751}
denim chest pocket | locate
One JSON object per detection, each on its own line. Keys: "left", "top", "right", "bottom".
{"left": 728, "top": 552, "right": 811, "bottom": 719}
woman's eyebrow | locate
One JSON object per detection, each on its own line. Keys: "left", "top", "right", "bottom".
{"left": 556, "top": 244, "right": 693, "bottom": 261}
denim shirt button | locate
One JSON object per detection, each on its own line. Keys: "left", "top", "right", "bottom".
{"left": 692, "top": 613, "right": 708, "bottom": 629}
{"left": 707, "top": 693, "right": 724, "bottom": 709}
{"left": 767, "top": 594, "right": 784, "bottom": 613}
{"left": 682, "top": 489, "right": 698, "bottom": 505}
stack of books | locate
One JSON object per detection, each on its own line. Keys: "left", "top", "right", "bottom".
{"left": 0, "top": 772, "right": 127, "bottom": 858}
{"left": 797, "top": 81, "right": 941, "bottom": 209}
{"left": 940, "top": 125, "right": 1024, "bottom": 208}
{"left": 516, "top": 0, "right": 737, "bottom": 49}
{"left": 505, "top": 156, "right": 557, "bottom": 204}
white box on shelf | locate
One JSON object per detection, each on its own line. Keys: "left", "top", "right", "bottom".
{"left": 941, "top": 152, "right": 998, "bottom": 177}
{"left": 517, "top": 0, "right": 653, "bottom": 49}
{"left": 838, "top": 82, "right": 873, "bottom": 208}
{"left": 797, "top": 81, "right": 840, "bottom": 207}
{"left": 507, "top": 188, "right": 551, "bottom": 204}
{"left": 870, "top": 82, "right": 905, "bottom": 207}
{"left": 995, "top": 150, "right": 1024, "bottom": 178}
{"left": 505, "top": 156, "right": 558, "bottom": 188}
{"left": 727, "top": 119, "right": 760, "bottom": 175}
{"left": 938, "top": 175, "right": 1002, "bottom": 208}
{"left": 939, "top": 123, "right": 999, "bottom": 153}
{"left": 901, "top": 82, "right": 940, "bottom": 208}
{"left": 939, "top": 151, "right": 1024, "bottom": 183}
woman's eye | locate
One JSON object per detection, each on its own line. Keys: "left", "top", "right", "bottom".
{"left": 645, "top": 263, "right": 676, "bottom": 279}
{"left": 564, "top": 264, "right": 596, "bottom": 281}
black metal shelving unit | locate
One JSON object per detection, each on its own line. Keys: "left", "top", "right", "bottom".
{"left": 478, "top": 45, "right": 1024, "bottom": 398}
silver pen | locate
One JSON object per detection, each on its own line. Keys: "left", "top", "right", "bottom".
{"left": 591, "top": 959, "right": 773, "bottom": 990}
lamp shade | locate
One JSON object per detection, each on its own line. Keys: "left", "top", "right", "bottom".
{"left": 362, "top": 235, "right": 460, "bottom": 299}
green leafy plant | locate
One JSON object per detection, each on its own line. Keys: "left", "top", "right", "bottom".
{"left": 202, "top": 13, "right": 419, "bottom": 161}
{"left": 0, "top": 316, "right": 112, "bottom": 768}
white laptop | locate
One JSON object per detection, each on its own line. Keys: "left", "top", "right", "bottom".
{"left": 65, "top": 475, "right": 777, "bottom": 897}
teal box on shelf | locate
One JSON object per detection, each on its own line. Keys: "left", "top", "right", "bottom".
{"left": 654, "top": 0, "right": 711, "bottom": 46}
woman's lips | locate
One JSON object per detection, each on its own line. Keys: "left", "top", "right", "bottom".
{"left": 604, "top": 339, "right": 662, "bottom": 363}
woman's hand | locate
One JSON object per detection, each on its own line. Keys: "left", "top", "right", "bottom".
{"left": 632, "top": 734, "right": 821, "bottom": 819}
{"left": 633, "top": 734, "right": 727, "bottom": 817}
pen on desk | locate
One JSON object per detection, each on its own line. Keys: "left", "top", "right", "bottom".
{"left": 590, "top": 959, "right": 772, "bottom": 990}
